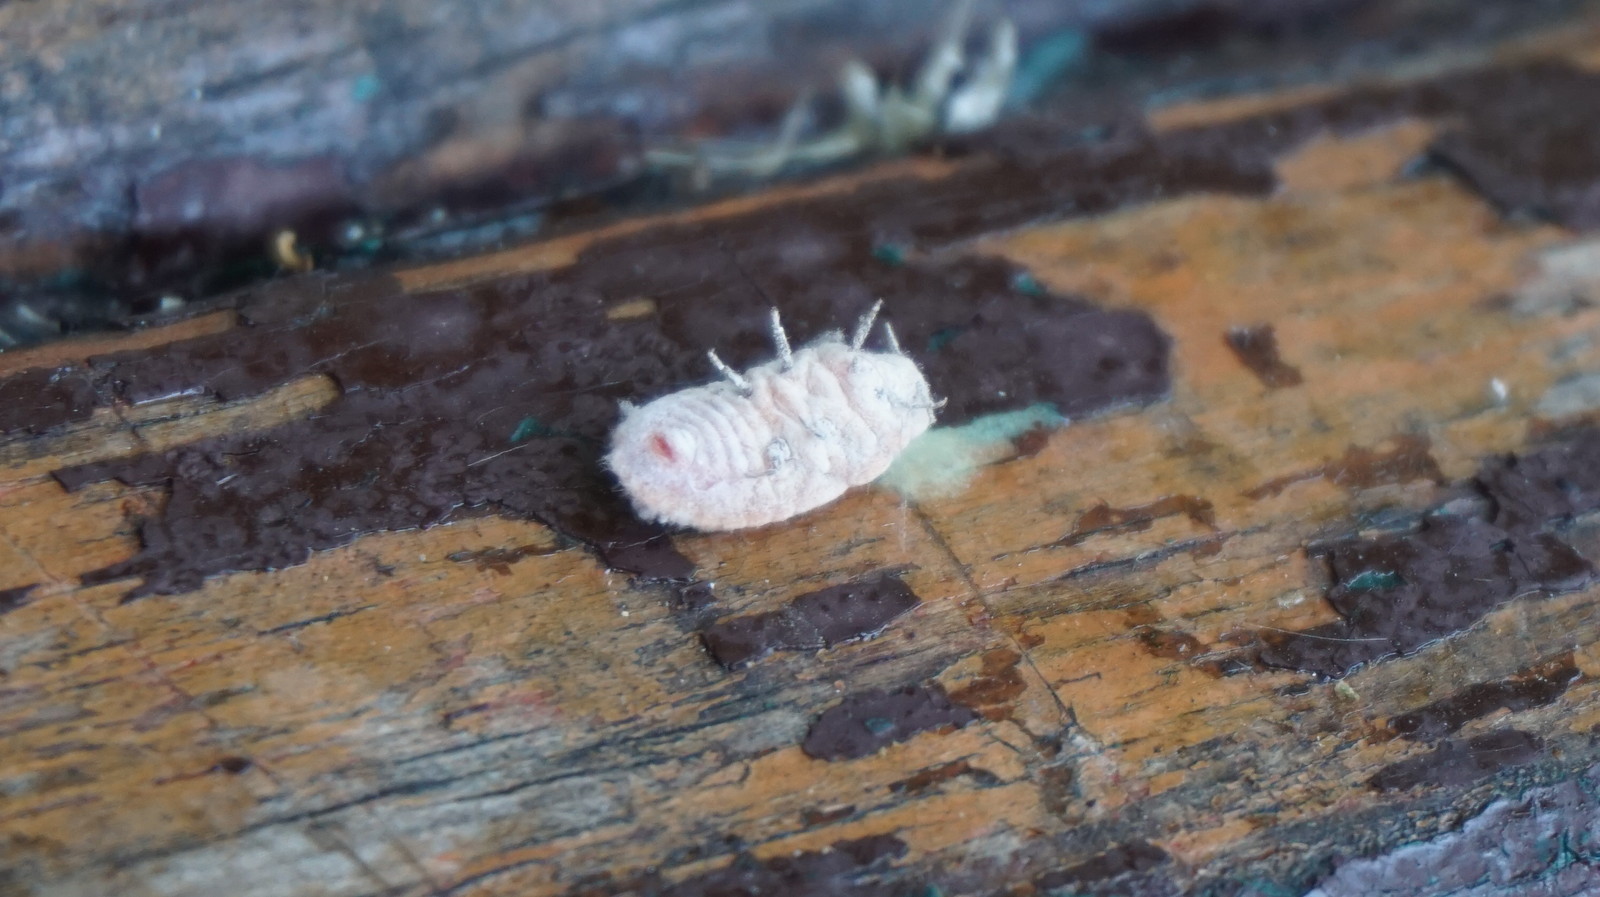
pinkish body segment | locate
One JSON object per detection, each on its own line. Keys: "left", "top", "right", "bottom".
{"left": 607, "top": 303, "right": 936, "bottom": 531}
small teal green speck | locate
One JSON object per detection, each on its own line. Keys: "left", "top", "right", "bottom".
{"left": 351, "top": 74, "right": 382, "bottom": 103}
{"left": 509, "top": 417, "right": 546, "bottom": 443}
{"left": 871, "top": 244, "right": 907, "bottom": 266}
{"left": 1344, "top": 570, "right": 1405, "bottom": 592}
{"left": 927, "top": 327, "right": 963, "bottom": 352}
{"left": 1012, "top": 271, "right": 1046, "bottom": 296}
{"left": 1008, "top": 28, "right": 1089, "bottom": 106}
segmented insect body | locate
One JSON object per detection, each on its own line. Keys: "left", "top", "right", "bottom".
{"left": 608, "top": 303, "right": 936, "bottom": 531}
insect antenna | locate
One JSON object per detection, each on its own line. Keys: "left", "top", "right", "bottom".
{"left": 770, "top": 307, "right": 794, "bottom": 369}
{"left": 707, "top": 349, "right": 753, "bottom": 394}
{"left": 851, "top": 300, "right": 884, "bottom": 349}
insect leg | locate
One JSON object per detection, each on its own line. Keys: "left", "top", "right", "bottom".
{"left": 882, "top": 321, "right": 904, "bottom": 356}
{"left": 770, "top": 307, "right": 794, "bottom": 369}
{"left": 851, "top": 299, "right": 884, "bottom": 349}
{"left": 707, "top": 349, "right": 753, "bottom": 394}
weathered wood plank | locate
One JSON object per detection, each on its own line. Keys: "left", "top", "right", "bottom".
{"left": 6, "top": 29, "right": 1600, "bottom": 897}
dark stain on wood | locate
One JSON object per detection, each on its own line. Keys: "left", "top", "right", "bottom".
{"left": 1037, "top": 763, "right": 1079, "bottom": 820}
{"left": 1429, "top": 64, "right": 1600, "bottom": 230}
{"left": 0, "top": 583, "right": 38, "bottom": 615}
{"left": 560, "top": 833, "right": 907, "bottom": 897}
{"left": 888, "top": 759, "right": 1003, "bottom": 795}
{"left": 1196, "top": 655, "right": 1257, "bottom": 678}
{"left": 948, "top": 648, "right": 1028, "bottom": 721}
{"left": 1244, "top": 434, "right": 1445, "bottom": 500}
{"left": 1260, "top": 429, "right": 1600, "bottom": 678}
{"left": 0, "top": 367, "right": 97, "bottom": 435}
{"left": 1259, "top": 515, "right": 1592, "bottom": 677}
{"left": 1051, "top": 495, "right": 1216, "bottom": 548}
{"left": 211, "top": 756, "right": 253, "bottom": 775}
{"left": 1368, "top": 729, "right": 1547, "bottom": 791}
{"left": 1225, "top": 324, "right": 1304, "bottom": 388}
{"left": 1388, "top": 653, "right": 1582, "bottom": 741}
{"left": 802, "top": 683, "right": 978, "bottom": 761}
{"left": 1032, "top": 840, "right": 1174, "bottom": 893}
{"left": 41, "top": 243, "right": 1173, "bottom": 597}
{"left": 1171, "top": 62, "right": 1600, "bottom": 234}
{"left": 1011, "top": 423, "right": 1057, "bottom": 460}
{"left": 1476, "top": 436, "right": 1600, "bottom": 531}
{"left": 798, "top": 804, "right": 856, "bottom": 826}
{"left": 1133, "top": 626, "right": 1207, "bottom": 661}
{"left": 446, "top": 542, "right": 568, "bottom": 575}
{"left": 670, "top": 581, "right": 719, "bottom": 614}
{"left": 657, "top": 834, "right": 908, "bottom": 897}
{"left": 700, "top": 574, "right": 920, "bottom": 669}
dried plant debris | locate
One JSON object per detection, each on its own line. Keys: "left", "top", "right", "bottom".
{"left": 649, "top": 0, "right": 1017, "bottom": 186}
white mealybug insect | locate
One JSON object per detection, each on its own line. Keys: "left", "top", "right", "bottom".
{"left": 608, "top": 302, "right": 938, "bottom": 531}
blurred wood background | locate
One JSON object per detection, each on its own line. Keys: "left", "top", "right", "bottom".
{"left": 2, "top": 0, "right": 1594, "bottom": 338}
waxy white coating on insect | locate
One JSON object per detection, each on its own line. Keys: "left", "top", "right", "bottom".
{"left": 608, "top": 303, "right": 937, "bottom": 531}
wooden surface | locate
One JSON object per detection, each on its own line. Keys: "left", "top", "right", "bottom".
{"left": 7, "top": 28, "right": 1600, "bottom": 897}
